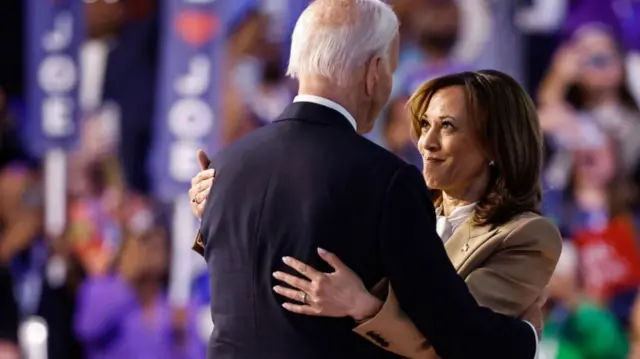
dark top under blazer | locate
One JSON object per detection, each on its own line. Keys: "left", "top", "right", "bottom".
{"left": 199, "top": 101, "right": 536, "bottom": 359}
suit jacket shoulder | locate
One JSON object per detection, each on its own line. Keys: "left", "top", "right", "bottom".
{"left": 192, "top": 107, "right": 411, "bottom": 256}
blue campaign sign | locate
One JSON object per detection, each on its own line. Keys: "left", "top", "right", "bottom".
{"left": 149, "top": 0, "right": 230, "bottom": 201}
{"left": 24, "top": 0, "right": 83, "bottom": 156}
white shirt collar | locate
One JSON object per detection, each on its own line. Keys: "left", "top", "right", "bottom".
{"left": 293, "top": 95, "right": 358, "bottom": 131}
{"left": 436, "top": 202, "right": 477, "bottom": 243}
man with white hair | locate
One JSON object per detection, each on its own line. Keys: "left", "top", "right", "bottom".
{"left": 194, "top": 0, "right": 540, "bottom": 358}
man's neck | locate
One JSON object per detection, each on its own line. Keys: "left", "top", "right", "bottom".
{"left": 298, "top": 78, "right": 364, "bottom": 130}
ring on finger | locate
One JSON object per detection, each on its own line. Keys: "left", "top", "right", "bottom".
{"left": 301, "top": 292, "right": 308, "bottom": 304}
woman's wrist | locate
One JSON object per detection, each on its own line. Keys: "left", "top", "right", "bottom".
{"left": 349, "top": 290, "right": 383, "bottom": 322}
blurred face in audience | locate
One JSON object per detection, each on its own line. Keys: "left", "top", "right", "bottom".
{"left": 573, "top": 138, "right": 616, "bottom": 188}
{"left": 410, "top": 0, "right": 460, "bottom": 56}
{"left": 417, "top": 86, "right": 488, "bottom": 194}
{"left": 574, "top": 28, "right": 623, "bottom": 93}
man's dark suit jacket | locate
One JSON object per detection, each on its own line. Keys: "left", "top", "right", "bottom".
{"left": 198, "top": 101, "right": 537, "bottom": 359}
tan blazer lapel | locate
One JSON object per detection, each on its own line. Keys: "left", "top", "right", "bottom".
{"left": 445, "top": 220, "right": 500, "bottom": 271}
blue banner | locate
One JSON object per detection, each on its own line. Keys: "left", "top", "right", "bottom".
{"left": 149, "top": 0, "right": 230, "bottom": 201}
{"left": 24, "top": 0, "right": 83, "bottom": 157}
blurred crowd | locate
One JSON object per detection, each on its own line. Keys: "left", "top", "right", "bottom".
{"left": 1, "top": 0, "right": 640, "bottom": 358}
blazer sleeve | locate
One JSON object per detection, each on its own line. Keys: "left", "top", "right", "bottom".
{"left": 376, "top": 165, "right": 537, "bottom": 359}
{"left": 353, "top": 216, "right": 562, "bottom": 358}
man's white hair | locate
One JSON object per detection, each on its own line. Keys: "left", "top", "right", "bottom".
{"left": 286, "top": 0, "right": 399, "bottom": 86}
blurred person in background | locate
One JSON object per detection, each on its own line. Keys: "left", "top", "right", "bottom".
{"left": 0, "top": 86, "right": 83, "bottom": 359}
{"left": 222, "top": 9, "right": 272, "bottom": 144}
{"left": 222, "top": 9, "right": 298, "bottom": 145}
{"left": 381, "top": 103, "right": 422, "bottom": 169}
{"left": 0, "top": 88, "right": 37, "bottom": 266}
{"left": 0, "top": 87, "right": 35, "bottom": 359}
{"left": 543, "top": 133, "right": 640, "bottom": 330}
{"left": 85, "top": 0, "right": 158, "bottom": 195}
{"left": 395, "top": 0, "right": 466, "bottom": 75}
{"left": 379, "top": 0, "right": 468, "bottom": 165}
{"left": 538, "top": 25, "right": 640, "bottom": 183}
{"left": 74, "top": 210, "right": 205, "bottom": 359}
{"left": 540, "top": 241, "right": 629, "bottom": 359}
{"left": 244, "top": 52, "right": 294, "bottom": 128}
{"left": 0, "top": 92, "right": 21, "bottom": 352}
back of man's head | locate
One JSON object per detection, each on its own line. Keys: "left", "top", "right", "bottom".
{"left": 287, "top": 0, "right": 398, "bottom": 87}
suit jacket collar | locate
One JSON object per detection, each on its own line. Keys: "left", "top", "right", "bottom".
{"left": 275, "top": 101, "right": 358, "bottom": 132}
{"left": 445, "top": 219, "right": 500, "bottom": 271}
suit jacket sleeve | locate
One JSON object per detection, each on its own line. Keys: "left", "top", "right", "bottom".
{"left": 353, "top": 216, "right": 562, "bottom": 358}
{"left": 377, "top": 165, "right": 536, "bottom": 359}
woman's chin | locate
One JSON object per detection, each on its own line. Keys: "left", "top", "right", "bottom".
{"left": 423, "top": 175, "right": 442, "bottom": 190}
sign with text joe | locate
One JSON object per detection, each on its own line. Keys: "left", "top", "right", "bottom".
{"left": 25, "top": 0, "right": 83, "bottom": 156}
{"left": 149, "top": 0, "right": 228, "bottom": 200}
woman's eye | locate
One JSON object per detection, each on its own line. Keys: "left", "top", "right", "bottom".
{"left": 442, "top": 121, "right": 453, "bottom": 129}
{"left": 420, "top": 120, "right": 429, "bottom": 129}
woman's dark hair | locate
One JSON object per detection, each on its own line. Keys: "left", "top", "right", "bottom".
{"left": 409, "top": 70, "right": 543, "bottom": 226}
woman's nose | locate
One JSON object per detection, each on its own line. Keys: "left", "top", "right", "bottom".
{"left": 421, "top": 129, "right": 441, "bottom": 152}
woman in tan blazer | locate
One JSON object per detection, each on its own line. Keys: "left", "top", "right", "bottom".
{"left": 188, "top": 70, "right": 563, "bottom": 358}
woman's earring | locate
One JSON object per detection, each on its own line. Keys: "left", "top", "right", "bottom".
{"left": 489, "top": 160, "right": 495, "bottom": 167}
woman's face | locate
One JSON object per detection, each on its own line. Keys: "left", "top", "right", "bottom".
{"left": 417, "top": 86, "right": 489, "bottom": 194}
{"left": 575, "top": 28, "right": 623, "bottom": 91}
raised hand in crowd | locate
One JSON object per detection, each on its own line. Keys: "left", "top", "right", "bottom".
{"left": 537, "top": 103, "right": 585, "bottom": 146}
{"left": 538, "top": 43, "right": 583, "bottom": 106}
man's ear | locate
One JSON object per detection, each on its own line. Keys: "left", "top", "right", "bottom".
{"left": 364, "top": 55, "right": 381, "bottom": 97}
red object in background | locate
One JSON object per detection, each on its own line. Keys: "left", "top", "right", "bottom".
{"left": 573, "top": 215, "right": 640, "bottom": 303}
{"left": 175, "top": 10, "right": 221, "bottom": 46}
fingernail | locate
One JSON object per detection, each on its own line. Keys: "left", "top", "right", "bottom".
{"left": 272, "top": 286, "right": 280, "bottom": 292}
{"left": 272, "top": 272, "right": 281, "bottom": 278}
{"left": 318, "top": 247, "right": 327, "bottom": 254}
{"left": 211, "top": 169, "right": 216, "bottom": 176}
{"left": 282, "top": 256, "right": 290, "bottom": 263}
